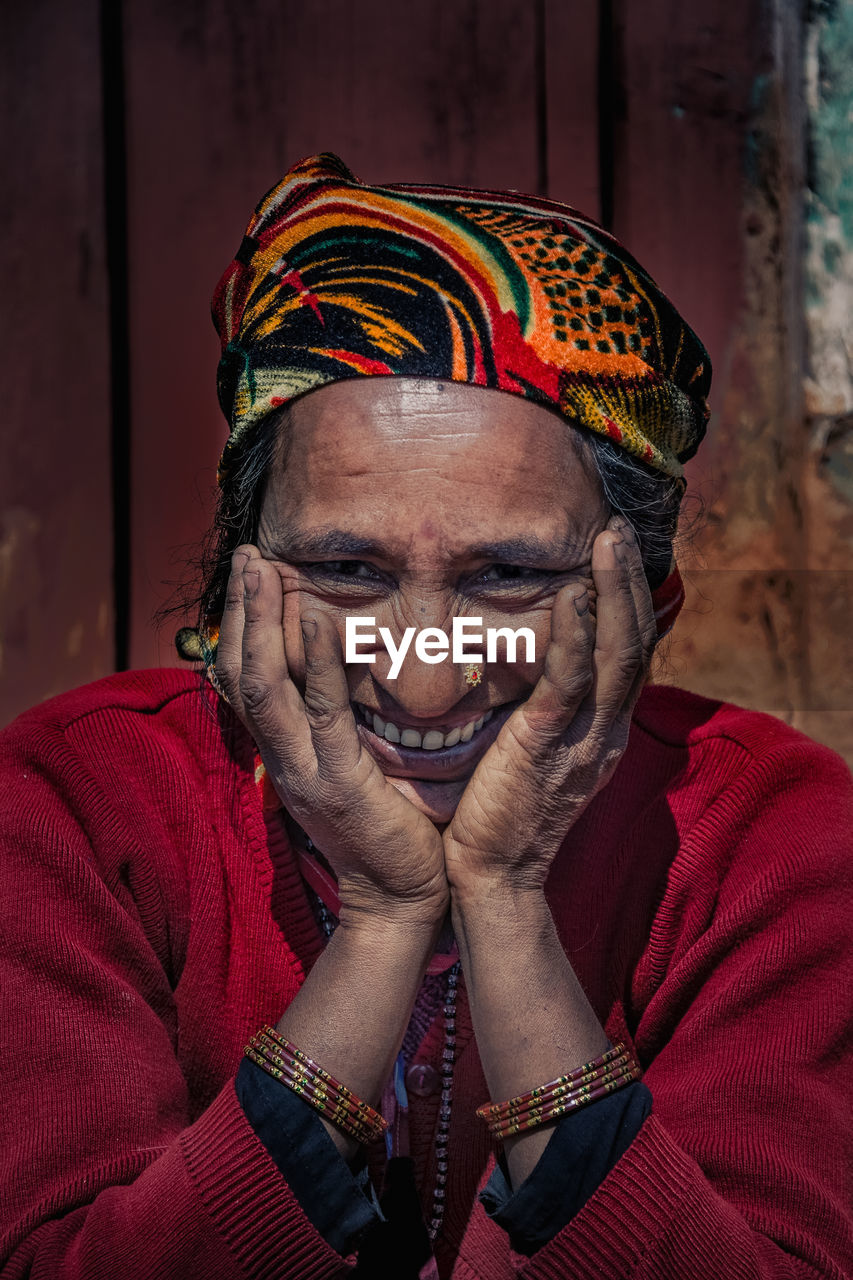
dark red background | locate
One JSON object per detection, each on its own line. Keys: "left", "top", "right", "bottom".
{"left": 3, "top": 1, "right": 849, "bottom": 762}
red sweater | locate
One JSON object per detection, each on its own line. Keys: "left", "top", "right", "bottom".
{"left": 0, "top": 669, "right": 850, "bottom": 1279}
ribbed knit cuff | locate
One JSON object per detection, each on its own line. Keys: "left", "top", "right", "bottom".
{"left": 508, "top": 1113, "right": 769, "bottom": 1278}
{"left": 480, "top": 1081, "right": 652, "bottom": 1255}
{"left": 179, "top": 1078, "right": 354, "bottom": 1279}
{"left": 235, "top": 1054, "right": 383, "bottom": 1253}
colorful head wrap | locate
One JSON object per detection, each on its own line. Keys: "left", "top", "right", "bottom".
{"left": 213, "top": 152, "right": 710, "bottom": 483}
{"left": 210, "top": 153, "right": 712, "bottom": 637}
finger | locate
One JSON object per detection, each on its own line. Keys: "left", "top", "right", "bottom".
{"left": 302, "top": 612, "right": 362, "bottom": 781}
{"left": 590, "top": 520, "right": 643, "bottom": 720}
{"left": 238, "top": 553, "right": 312, "bottom": 761}
{"left": 215, "top": 544, "right": 253, "bottom": 713}
{"left": 621, "top": 527, "right": 658, "bottom": 699}
{"left": 277, "top": 562, "right": 308, "bottom": 683}
{"left": 520, "top": 582, "right": 595, "bottom": 748}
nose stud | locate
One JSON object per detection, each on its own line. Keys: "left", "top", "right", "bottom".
{"left": 464, "top": 663, "right": 484, "bottom": 687}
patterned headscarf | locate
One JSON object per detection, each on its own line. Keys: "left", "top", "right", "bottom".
{"left": 210, "top": 153, "right": 712, "bottom": 637}
{"left": 214, "top": 152, "right": 710, "bottom": 479}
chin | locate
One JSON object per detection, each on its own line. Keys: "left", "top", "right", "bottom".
{"left": 386, "top": 775, "right": 468, "bottom": 825}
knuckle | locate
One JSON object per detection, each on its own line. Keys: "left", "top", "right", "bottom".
{"left": 601, "top": 743, "right": 625, "bottom": 776}
{"left": 241, "top": 593, "right": 265, "bottom": 624}
{"left": 239, "top": 675, "right": 276, "bottom": 718}
{"left": 615, "top": 647, "right": 640, "bottom": 679}
{"left": 599, "top": 642, "right": 641, "bottom": 681}
{"left": 215, "top": 657, "right": 237, "bottom": 693}
{"left": 556, "top": 668, "right": 594, "bottom": 706}
{"left": 281, "top": 771, "right": 316, "bottom": 812}
{"left": 517, "top": 706, "right": 562, "bottom": 748}
{"left": 302, "top": 686, "right": 344, "bottom": 723}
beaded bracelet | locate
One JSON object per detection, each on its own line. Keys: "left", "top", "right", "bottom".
{"left": 244, "top": 1025, "right": 388, "bottom": 1144}
{"left": 490, "top": 1057, "right": 638, "bottom": 1128}
{"left": 245, "top": 1042, "right": 382, "bottom": 1142}
{"left": 249, "top": 1028, "right": 387, "bottom": 1136}
{"left": 480, "top": 1050, "right": 633, "bottom": 1121}
{"left": 246, "top": 1036, "right": 386, "bottom": 1143}
{"left": 488, "top": 1066, "right": 643, "bottom": 1139}
{"left": 477, "top": 1042, "right": 642, "bottom": 1140}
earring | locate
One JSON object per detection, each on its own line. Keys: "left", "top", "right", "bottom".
{"left": 464, "top": 663, "right": 484, "bottom": 687}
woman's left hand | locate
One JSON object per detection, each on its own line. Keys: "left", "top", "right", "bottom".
{"left": 443, "top": 517, "right": 658, "bottom": 897}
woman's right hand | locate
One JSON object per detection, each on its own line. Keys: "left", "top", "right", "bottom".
{"left": 215, "top": 545, "right": 448, "bottom": 927}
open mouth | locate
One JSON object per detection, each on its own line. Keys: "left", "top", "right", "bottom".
{"left": 351, "top": 698, "right": 520, "bottom": 778}
{"left": 353, "top": 701, "right": 495, "bottom": 750}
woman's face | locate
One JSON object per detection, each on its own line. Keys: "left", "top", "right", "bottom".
{"left": 256, "top": 377, "right": 610, "bottom": 824}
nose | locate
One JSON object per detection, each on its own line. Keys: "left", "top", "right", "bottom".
{"left": 355, "top": 589, "right": 485, "bottom": 722}
{"left": 375, "top": 644, "right": 475, "bottom": 722}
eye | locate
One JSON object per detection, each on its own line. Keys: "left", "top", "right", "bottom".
{"left": 474, "top": 564, "right": 557, "bottom": 584}
{"left": 301, "top": 560, "right": 384, "bottom": 582}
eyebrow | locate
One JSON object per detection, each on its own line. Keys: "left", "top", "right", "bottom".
{"left": 267, "top": 530, "right": 393, "bottom": 559}
{"left": 266, "top": 527, "right": 582, "bottom": 565}
{"left": 466, "top": 536, "right": 580, "bottom": 565}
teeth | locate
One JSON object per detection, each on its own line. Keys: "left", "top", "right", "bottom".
{"left": 356, "top": 703, "right": 496, "bottom": 750}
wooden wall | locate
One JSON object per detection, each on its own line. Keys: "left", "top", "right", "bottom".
{"left": 2, "top": 0, "right": 851, "bottom": 764}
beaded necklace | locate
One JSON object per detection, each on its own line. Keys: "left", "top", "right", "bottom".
{"left": 305, "top": 835, "right": 459, "bottom": 1246}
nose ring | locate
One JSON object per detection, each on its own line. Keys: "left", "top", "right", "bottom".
{"left": 464, "top": 663, "right": 484, "bottom": 687}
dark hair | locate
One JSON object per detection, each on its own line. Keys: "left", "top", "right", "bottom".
{"left": 583, "top": 432, "right": 684, "bottom": 591}
{"left": 172, "top": 401, "right": 689, "bottom": 657}
{"left": 171, "top": 409, "right": 285, "bottom": 659}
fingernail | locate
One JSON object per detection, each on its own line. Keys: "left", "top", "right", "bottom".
{"left": 232, "top": 549, "right": 250, "bottom": 570}
{"left": 242, "top": 568, "right": 260, "bottom": 596}
{"left": 573, "top": 590, "right": 590, "bottom": 615}
{"left": 301, "top": 617, "right": 317, "bottom": 640}
{"left": 613, "top": 541, "right": 627, "bottom": 563}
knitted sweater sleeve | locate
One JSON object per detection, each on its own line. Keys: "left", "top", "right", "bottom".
{"left": 512, "top": 737, "right": 853, "bottom": 1280}
{"left": 0, "top": 723, "right": 354, "bottom": 1280}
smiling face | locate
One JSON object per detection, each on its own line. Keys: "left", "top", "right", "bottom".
{"left": 256, "top": 377, "right": 610, "bottom": 823}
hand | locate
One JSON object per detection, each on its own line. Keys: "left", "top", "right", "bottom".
{"left": 215, "top": 545, "right": 448, "bottom": 926}
{"left": 443, "top": 517, "right": 656, "bottom": 898}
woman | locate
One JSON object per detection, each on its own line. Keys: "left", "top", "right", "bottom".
{"left": 0, "top": 153, "right": 850, "bottom": 1279}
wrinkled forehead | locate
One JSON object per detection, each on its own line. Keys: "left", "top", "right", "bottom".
{"left": 259, "top": 378, "right": 608, "bottom": 561}
{"left": 273, "top": 376, "right": 599, "bottom": 478}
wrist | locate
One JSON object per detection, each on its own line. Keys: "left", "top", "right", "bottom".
{"left": 450, "top": 879, "right": 547, "bottom": 923}
{"left": 450, "top": 883, "right": 553, "bottom": 974}
{"left": 337, "top": 873, "right": 449, "bottom": 931}
{"left": 337, "top": 896, "right": 448, "bottom": 945}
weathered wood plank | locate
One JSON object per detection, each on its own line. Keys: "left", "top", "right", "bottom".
{"left": 543, "top": 0, "right": 601, "bottom": 219}
{"left": 124, "top": 0, "right": 546, "bottom": 668}
{"left": 0, "top": 0, "right": 113, "bottom": 726}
